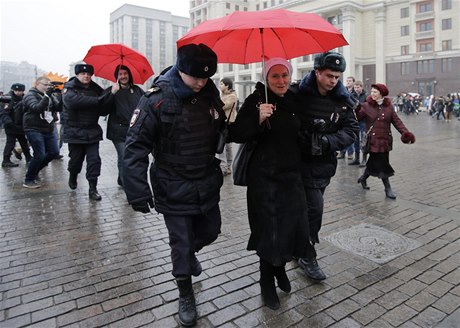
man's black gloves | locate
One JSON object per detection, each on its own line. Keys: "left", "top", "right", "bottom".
{"left": 131, "top": 198, "right": 154, "bottom": 213}
{"left": 312, "top": 119, "right": 327, "bottom": 132}
{"left": 321, "top": 135, "right": 330, "bottom": 151}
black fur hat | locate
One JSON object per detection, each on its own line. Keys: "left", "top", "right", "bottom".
{"left": 314, "top": 52, "right": 346, "bottom": 72}
{"left": 75, "top": 64, "right": 94, "bottom": 75}
{"left": 176, "top": 44, "right": 217, "bottom": 78}
{"left": 11, "top": 83, "right": 25, "bottom": 91}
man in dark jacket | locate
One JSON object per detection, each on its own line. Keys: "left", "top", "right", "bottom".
{"left": 1, "top": 83, "right": 32, "bottom": 167}
{"left": 22, "top": 77, "right": 62, "bottom": 188}
{"left": 62, "top": 64, "right": 111, "bottom": 200}
{"left": 123, "top": 44, "right": 225, "bottom": 327}
{"left": 294, "top": 52, "right": 359, "bottom": 282}
{"left": 350, "top": 80, "right": 368, "bottom": 166}
{"left": 105, "top": 65, "right": 144, "bottom": 187}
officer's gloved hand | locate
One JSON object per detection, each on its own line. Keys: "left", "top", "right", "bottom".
{"left": 312, "top": 119, "right": 327, "bottom": 132}
{"left": 321, "top": 135, "right": 330, "bottom": 152}
{"left": 131, "top": 198, "right": 154, "bottom": 213}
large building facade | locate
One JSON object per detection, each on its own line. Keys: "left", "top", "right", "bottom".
{"left": 189, "top": 0, "right": 459, "bottom": 99}
{"left": 109, "top": 4, "right": 190, "bottom": 87}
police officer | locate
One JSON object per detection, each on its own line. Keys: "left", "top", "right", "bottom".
{"left": 293, "top": 52, "right": 359, "bottom": 282}
{"left": 62, "top": 64, "right": 111, "bottom": 200}
{"left": 123, "top": 44, "right": 225, "bottom": 327}
{"left": 1, "top": 83, "right": 32, "bottom": 167}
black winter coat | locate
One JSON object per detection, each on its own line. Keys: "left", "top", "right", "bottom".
{"left": 0, "top": 91, "right": 25, "bottom": 134}
{"left": 23, "top": 88, "right": 61, "bottom": 134}
{"left": 105, "top": 84, "right": 144, "bottom": 143}
{"left": 123, "top": 66, "right": 225, "bottom": 216}
{"left": 62, "top": 77, "right": 111, "bottom": 144}
{"left": 294, "top": 71, "right": 359, "bottom": 189}
{"left": 228, "top": 82, "right": 309, "bottom": 266}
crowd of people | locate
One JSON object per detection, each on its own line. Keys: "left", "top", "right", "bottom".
{"left": 0, "top": 45, "right": 426, "bottom": 326}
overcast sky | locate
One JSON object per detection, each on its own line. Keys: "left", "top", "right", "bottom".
{"left": 0, "top": 0, "right": 190, "bottom": 76}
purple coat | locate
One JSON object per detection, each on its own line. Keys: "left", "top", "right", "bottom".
{"left": 357, "top": 96, "right": 409, "bottom": 153}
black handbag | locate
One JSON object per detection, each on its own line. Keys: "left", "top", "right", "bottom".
{"left": 360, "top": 107, "right": 383, "bottom": 154}
{"left": 216, "top": 102, "right": 236, "bottom": 154}
{"left": 232, "top": 141, "right": 256, "bottom": 186}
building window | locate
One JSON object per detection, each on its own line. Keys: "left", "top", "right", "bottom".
{"left": 417, "top": 39, "right": 434, "bottom": 53}
{"left": 401, "top": 25, "right": 409, "bottom": 36}
{"left": 401, "top": 62, "right": 410, "bottom": 75}
{"left": 400, "top": 7, "right": 409, "bottom": 18}
{"left": 442, "top": 0, "right": 452, "bottom": 10}
{"left": 226, "top": 3, "right": 230, "bottom": 9}
{"left": 401, "top": 45, "right": 409, "bottom": 55}
{"left": 417, "top": 1, "right": 433, "bottom": 13}
{"left": 417, "top": 59, "right": 434, "bottom": 74}
{"left": 235, "top": 5, "right": 239, "bottom": 10}
{"left": 442, "top": 18, "right": 452, "bottom": 30}
{"left": 417, "top": 20, "right": 433, "bottom": 32}
{"left": 442, "top": 40, "right": 452, "bottom": 51}
{"left": 263, "top": 1, "right": 268, "bottom": 9}
{"left": 441, "top": 58, "right": 453, "bottom": 72}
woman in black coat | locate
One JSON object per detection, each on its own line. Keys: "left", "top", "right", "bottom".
{"left": 228, "top": 58, "right": 309, "bottom": 310}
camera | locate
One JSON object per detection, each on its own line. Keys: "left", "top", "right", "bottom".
{"left": 0, "top": 95, "right": 12, "bottom": 103}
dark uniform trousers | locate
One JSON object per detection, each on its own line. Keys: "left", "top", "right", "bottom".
{"left": 67, "top": 143, "right": 101, "bottom": 181}
{"left": 304, "top": 187, "right": 326, "bottom": 259}
{"left": 3, "top": 133, "right": 29, "bottom": 159}
{"left": 163, "top": 204, "right": 222, "bottom": 277}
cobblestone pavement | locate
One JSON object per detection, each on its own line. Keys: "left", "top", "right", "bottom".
{"left": 1, "top": 114, "right": 459, "bottom": 328}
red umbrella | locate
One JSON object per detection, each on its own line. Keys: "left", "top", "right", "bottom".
{"left": 83, "top": 44, "right": 154, "bottom": 84}
{"left": 177, "top": 9, "right": 348, "bottom": 64}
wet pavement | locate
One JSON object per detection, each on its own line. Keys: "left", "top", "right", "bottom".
{"left": 1, "top": 114, "right": 459, "bottom": 328}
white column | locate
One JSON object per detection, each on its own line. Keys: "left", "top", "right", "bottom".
{"left": 341, "top": 6, "right": 356, "bottom": 79}
{"left": 374, "top": 9, "right": 386, "bottom": 83}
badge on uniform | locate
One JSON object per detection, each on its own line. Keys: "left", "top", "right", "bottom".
{"left": 210, "top": 107, "right": 220, "bottom": 120}
{"left": 130, "top": 109, "right": 141, "bottom": 127}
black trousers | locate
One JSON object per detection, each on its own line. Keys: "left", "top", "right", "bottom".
{"left": 3, "top": 133, "right": 30, "bottom": 161}
{"left": 67, "top": 143, "right": 101, "bottom": 181}
{"left": 304, "top": 187, "right": 326, "bottom": 259}
{"left": 164, "top": 204, "right": 222, "bottom": 277}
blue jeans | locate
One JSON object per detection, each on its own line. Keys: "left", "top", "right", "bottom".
{"left": 25, "top": 130, "right": 59, "bottom": 182}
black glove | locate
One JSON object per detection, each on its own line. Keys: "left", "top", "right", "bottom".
{"left": 131, "top": 198, "right": 154, "bottom": 213}
{"left": 312, "top": 119, "right": 327, "bottom": 132}
{"left": 45, "top": 85, "right": 55, "bottom": 97}
{"left": 321, "top": 135, "right": 330, "bottom": 152}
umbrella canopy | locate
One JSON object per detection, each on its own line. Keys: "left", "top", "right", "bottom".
{"left": 83, "top": 44, "right": 154, "bottom": 84}
{"left": 177, "top": 9, "right": 348, "bottom": 64}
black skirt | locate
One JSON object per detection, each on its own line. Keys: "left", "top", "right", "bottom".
{"left": 366, "top": 152, "right": 394, "bottom": 179}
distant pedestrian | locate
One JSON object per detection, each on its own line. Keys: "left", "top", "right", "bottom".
{"left": 219, "top": 77, "right": 238, "bottom": 176}
{"left": 0, "top": 83, "right": 32, "bottom": 168}
{"left": 356, "top": 83, "right": 415, "bottom": 199}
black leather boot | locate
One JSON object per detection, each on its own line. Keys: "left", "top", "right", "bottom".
{"left": 382, "top": 178, "right": 396, "bottom": 199}
{"left": 273, "top": 265, "right": 291, "bottom": 293}
{"left": 176, "top": 276, "right": 197, "bottom": 327}
{"left": 190, "top": 254, "right": 202, "bottom": 277}
{"left": 259, "top": 258, "right": 280, "bottom": 310}
{"left": 2, "top": 159, "right": 19, "bottom": 167}
{"left": 88, "top": 179, "right": 102, "bottom": 201}
{"left": 357, "top": 171, "right": 370, "bottom": 190}
{"left": 69, "top": 173, "right": 78, "bottom": 190}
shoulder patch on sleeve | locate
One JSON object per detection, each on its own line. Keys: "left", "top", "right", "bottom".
{"left": 130, "top": 109, "right": 141, "bottom": 127}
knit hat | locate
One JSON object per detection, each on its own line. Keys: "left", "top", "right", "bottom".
{"left": 314, "top": 52, "right": 346, "bottom": 72}
{"left": 263, "top": 57, "right": 293, "bottom": 81}
{"left": 371, "top": 83, "right": 389, "bottom": 97}
{"left": 11, "top": 83, "right": 25, "bottom": 91}
{"left": 75, "top": 64, "right": 94, "bottom": 75}
{"left": 176, "top": 44, "right": 217, "bottom": 78}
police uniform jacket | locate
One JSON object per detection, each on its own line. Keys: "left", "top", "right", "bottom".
{"left": 62, "top": 77, "right": 110, "bottom": 144}
{"left": 23, "top": 88, "right": 61, "bottom": 134}
{"left": 294, "top": 71, "right": 359, "bottom": 188}
{"left": 0, "top": 90, "right": 25, "bottom": 135}
{"left": 105, "top": 84, "right": 145, "bottom": 143}
{"left": 123, "top": 66, "right": 226, "bottom": 215}
{"left": 227, "top": 82, "right": 309, "bottom": 266}
{"left": 357, "top": 96, "right": 410, "bottom": 153}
